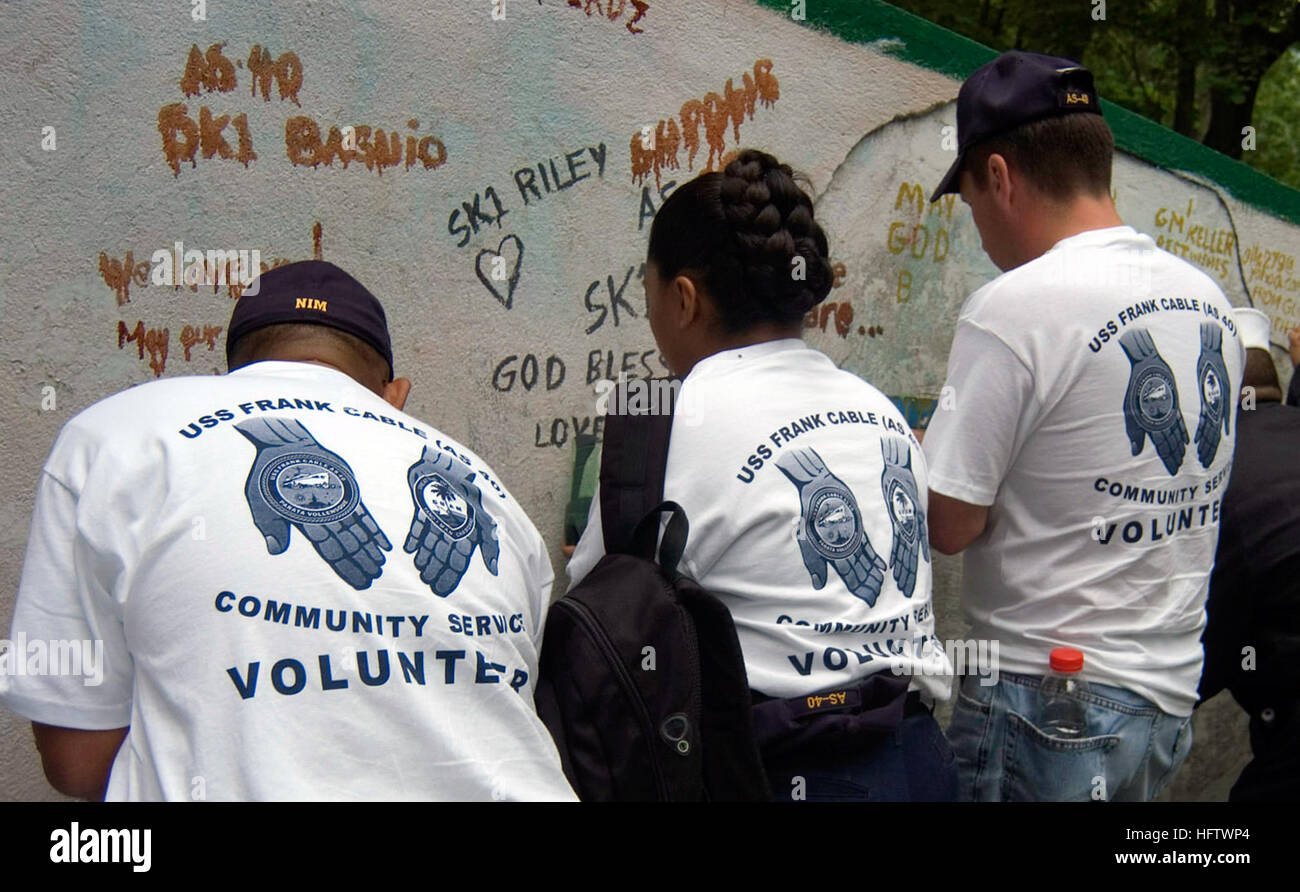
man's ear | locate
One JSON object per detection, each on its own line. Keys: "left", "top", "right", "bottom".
{"left": 383, "top": 377, "right": 412, "bottom": 410}
{"left": 987, "top": 153, "right": 1014, "bottom": 208}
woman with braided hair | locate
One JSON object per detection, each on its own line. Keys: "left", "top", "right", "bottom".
{"left": 567, "top": 149, "right": 957, "bottom": 801}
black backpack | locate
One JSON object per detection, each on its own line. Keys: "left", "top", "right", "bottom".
{"left": 534, "top": 398, "right": 771, "bottom": 801}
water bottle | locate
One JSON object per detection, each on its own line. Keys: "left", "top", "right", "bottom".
{"left": 1039, "top": 647, "right": 1089, "bottom": 738}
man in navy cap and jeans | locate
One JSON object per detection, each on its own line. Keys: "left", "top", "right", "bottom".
{"left": 921, "top": 52, "right": 1243, "bottom": 800}
{"left": 0, "top": 260, "right": 576, "bottom": 801}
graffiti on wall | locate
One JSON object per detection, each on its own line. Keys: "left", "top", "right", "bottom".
{"left": 565, "top": 0, "right": 650, "bottom": 35}
{"left": 106, "top": 222, "right": 324, "bottom": 376}
{"left": 160, "top": 43, "right": 447, "bottom": 177}
{"left": 1241, "top": 243, "right": 1300, "bottom": 341}
{"left": 1152, "top": 199, "right": 1235, "bottom": 282}
{"left": 630, "top": 59, "right": 780, "bottom": 188}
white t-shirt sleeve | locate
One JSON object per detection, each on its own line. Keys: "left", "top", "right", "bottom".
{"left": 564, "top": 484, "right": 606, "bottom": 589}
{"left": 1, "top": 465, "right": 134, "bottom": 730}
{"left": 923, "top": 319, "right": 1038, "bottom": 507}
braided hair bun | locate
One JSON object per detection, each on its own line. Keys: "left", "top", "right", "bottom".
{"left": 647, "top": 148, "right": 834, "bottom": 333}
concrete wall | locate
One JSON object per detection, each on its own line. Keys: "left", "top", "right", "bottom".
{"left": 2, "top": 0, "right": 1293, "bottom": 801}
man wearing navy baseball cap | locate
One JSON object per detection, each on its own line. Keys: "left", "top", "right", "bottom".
{"left": 922, "top": 52, "right": 1244, "bottom": 801}
{"left": 225, "top": 259, "right": 406, "bottom": 404}
{"left": 2, "top": 258, "right": 578, "bottom": 802}
{"left": 929, "top": 50, "right": 1104, "bottom": 206}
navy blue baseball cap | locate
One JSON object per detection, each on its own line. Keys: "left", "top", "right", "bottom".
{"left": 930, "top": 50, "right": 1104, "bottom": 203}
{"left": 226, "top": 260, "right": 394, "bottom": 378}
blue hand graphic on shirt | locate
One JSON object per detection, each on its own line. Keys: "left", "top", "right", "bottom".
{"left": 405, "top": 446, "right": 500, "bottom": 597}
{"left": 1119, "top": 327, "right": 1188, "bottom": 475}
{"left": 1194, "top": 321, "right": 1231, "bottom": 468}
{"left": 880, "top": 437, "right": 930, "bottom": 599}
{"left": 778, "top": 448, "right": 887, "bottom": 607}
{"left": 236, "top": 417, "right": 391, "bottom": 590}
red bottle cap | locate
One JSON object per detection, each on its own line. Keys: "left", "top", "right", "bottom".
{"left": 1050, "top": 647, "right": 1084, "bottom": 673}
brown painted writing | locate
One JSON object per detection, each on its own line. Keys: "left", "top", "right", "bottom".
{"left": 804, "top": 301, "right": 855, "bottom": 338}
{"left": 567, "top": 0, "right": 650, "bottom": 34}
{"left": 158, "top": 103, "right": 256, "bottom": 176}
{"left": 285, "top": 116, "right": 446, "bottom": 175}
{"left": 181, "top": 325, "right": 225, "bottom": 361}
{"left": 630, "top": 59, "right": 779, "bottom": 189}
{"left": 98, "top": 249, "right": 292, "bottom": 303}
{"left": 118, "top": 321, "right": 169, "bottom": 378}
{"left": 118, "top": 321, "right": 234, "bottom": 377}
{"left": 180, "top": 42, "right": 303, "bottom": 106}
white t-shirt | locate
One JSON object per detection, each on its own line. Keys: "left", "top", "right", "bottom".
{"left": 923, "top": 225, "right": 1245, "bottom": 716}
{"left": 0, "top": 361, "right": 576, "bottom": 801}
{"left": 568, "top": 339, "right": 953, "bottom": 702}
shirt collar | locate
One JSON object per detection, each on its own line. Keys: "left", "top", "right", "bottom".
{"left": 1048, "top": 224, "right": 1142, "bottom": 253}
{"left": 226, "top": 359, "right": 360, "bottom": 386}
{"left": 687, "top": 337, "right": 808, "bottom": 379}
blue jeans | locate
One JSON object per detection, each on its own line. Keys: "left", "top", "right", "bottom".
{"left": 763, "top": 710, "right": 959, "bottom": 802}
{"left": 947, "top": 672, "right": 1194, "bottom": 801}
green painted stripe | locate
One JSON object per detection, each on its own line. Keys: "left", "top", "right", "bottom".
{"left": 756, "top": 0, "right": 1300, "bottom": 225}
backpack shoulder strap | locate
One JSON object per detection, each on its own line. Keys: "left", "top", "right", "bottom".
{"left": 599, "top": 381, "right": 676, "bottom": 556}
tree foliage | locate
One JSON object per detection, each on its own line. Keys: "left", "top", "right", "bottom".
{"left": 889, "top": 0, "right": 1300, "bottom": 188}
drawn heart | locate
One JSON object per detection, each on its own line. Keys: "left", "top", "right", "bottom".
{"left": 475, "top": 234, "right": 524, "bottom": 309}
